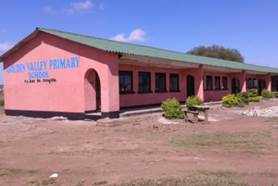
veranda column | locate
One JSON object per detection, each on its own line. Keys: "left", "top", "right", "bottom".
{"left": 195, "top": 65, "right": 204, "bottom": 101}
{"left": 101, "top": 61, "right": 120, "bottom": 118}
{"left": 266, "top": 73, "right": 272, "bottom": 91}
{"left": 240, "top": 71, "right": 247, "bottom": 92}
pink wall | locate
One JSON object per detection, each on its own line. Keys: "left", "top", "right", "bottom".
{"left": 119, "top": 64, "right": 186, "bottom": 107}
{"left": 203, "top": 71, "right": 230, "bottom": 102}
{"left": 3, "top": 32, "right": 119, "bottom": 114}
{"left": 246, "top": 74, "right": 271, "bottom": 91}
{"left": 3, "top": 31, "right": 274, "bottom": 116}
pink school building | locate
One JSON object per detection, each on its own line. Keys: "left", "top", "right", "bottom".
{"left": 1, "top": 28, "right": 278, "bottom": 119}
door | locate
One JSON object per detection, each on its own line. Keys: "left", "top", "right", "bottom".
{"left": 258, "top": 79, "right": 266, "bottom": 95}
{"left": 187, "top": 75, "right": 195, "bottom": 97}
{"left": 231, "top": 78, "right": 240, "bottom": 94}
{"left": 95, "top": 74, "right": 101, "bottom": 110}
{"left": 84, "top": 69, "right": 101, "bottom": 112}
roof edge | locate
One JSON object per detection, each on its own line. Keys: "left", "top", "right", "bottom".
{"left": 1, "top": 27, "right": 278, "bottom": 75}
{"left": 0, "top": 28, "right": 41, "bottom": 61}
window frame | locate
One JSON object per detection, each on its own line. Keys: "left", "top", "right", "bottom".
{"left": 169, "top": 73, "right": 180, "bottom": 92}
{"left": 138, "top": 71, "right": 152, "bottom": 94}
{"left": 155, "top": 73, "right": 167, "bottom": 93}
{"left": 214, "top": 76, "right": 221, "bottom": 90}
{"left": 205, "top": 75, "right": 213, "bottom": 91}
{"left": 119, "top": 71, "right": 134, "bottom": 94}
{"left": 222, "top": 76, "right": 228, "bottom": 90}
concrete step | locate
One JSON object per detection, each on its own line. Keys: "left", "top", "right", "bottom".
{"left": 120, "top": 107, "right": 162, "bottom": 117}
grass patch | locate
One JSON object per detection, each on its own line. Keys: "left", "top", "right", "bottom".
{"left": 170, "top": 131, "right": 272, "bottom": 153}
{"left": 28, "top": 178, "right": 57, "bottom": 186}
{"left": 114, "top": 170, "right": 247, "bottom": 186}
{"left": 0, "top": 168, "right": 37, "bottom": 177}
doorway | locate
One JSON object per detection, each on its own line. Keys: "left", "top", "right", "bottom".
{"left": 84, "top": 69, "right": 101, "bottom": 112}
{"left": 258, "top": 79, "right": 266, "bottom": 95}
{"left": 187, "top": 75, "right": 195, "bottom": 97}
{"left": 231, "top": 78, "right": 240, "bottom": 94}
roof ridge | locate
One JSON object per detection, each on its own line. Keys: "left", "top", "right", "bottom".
{"left": 1, "top": 27, "right": 276, "bottom": 74}
{"left": 38, "top": 27, "right": 193, "bottom": 55}
{"left": 38, "top": 27, "right": 278, "bottom": 71}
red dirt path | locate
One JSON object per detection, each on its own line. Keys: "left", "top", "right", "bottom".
{"left": 0, "top": 100, "right": 278, "bottom": 185}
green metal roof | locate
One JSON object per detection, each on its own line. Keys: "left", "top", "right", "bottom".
{"left": 4, "top": 27, "right": 278, "bottom": 74}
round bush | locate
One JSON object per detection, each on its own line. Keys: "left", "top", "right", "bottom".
{"left": 273, "top": 92, "right": 278, "bottom": 98}
{"left": 186, "top": 96, "right": 203, "bottom": 109}
{"left": 222, "top": 94, "right": 241, "bottom": 108}
{"left": 261, "top": 89, "right": 273, "bottom": 99}
{"left": 249, "top": 96, "right": 261, "bottom": 102}
{"left": 248, "top": 89, "right": 258, "bottom": 98}
{"left": 236, "top": 92, "right": 249, "bottom": 105}
{"left": 161, "top": 98, "right": 184, "bottom": 119}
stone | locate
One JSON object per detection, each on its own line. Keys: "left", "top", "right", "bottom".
{"left": 51, "top": 116, "right": 67, "bottom": 121}
{"left": 49, "top": 173, "right": 58, "bottom": 178}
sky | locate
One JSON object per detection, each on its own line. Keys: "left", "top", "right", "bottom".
{"left": 0, "top": 0, "right": 278, "bottom": 83}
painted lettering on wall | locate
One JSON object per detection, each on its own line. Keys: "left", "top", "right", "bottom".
{"left": 6, "top": 56, "right": 80, "bottom": 83}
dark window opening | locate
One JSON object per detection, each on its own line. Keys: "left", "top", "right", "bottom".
{"left": 231, "top": 78, "right": 241, "bottom": 94}
{"left": 205, "top": 76, "right": 213, "bottom": 90}
{"left": 170, "top": 73, "right": 180, "bottom": 92}
{"left": 222, "top": 77, "right": 228, "bottom": 90}
{"left": 247, "top": 78, "right": 253, "bottom": 89}
{"left": 119, "top": 71, "right": 133, "bottom": 94}
{"left": 214, "top": 76, "right": 221, "bottom": 90}
{"left": 138, "top": 72, "right": 151, "bottom": 93}
{"left": 155, "top": 73, "right": 167, "bottom": 92}
{"left": 247, "top": 78, "right": 258, "bottom": 89}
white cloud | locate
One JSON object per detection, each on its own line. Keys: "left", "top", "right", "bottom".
{"left": 0, "top": 42, "right": 14, "bottom": 54}
{"left": 111, "top": 34, "right": 127, "bottom": 42}
{"left": 111, "top": 28, "right": 146, "bottom": 43}
{"left": 66, "top": 0, "right": 94, "bottom": 14}
{"left": 43, "top": 0, "right": 96, "bottom": 15}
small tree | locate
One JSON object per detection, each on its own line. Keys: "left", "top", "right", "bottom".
{"left": 187, "top": 45, "right": 244, "bottom": 63}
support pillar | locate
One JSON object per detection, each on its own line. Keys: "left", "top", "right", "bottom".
{"left": 100, "top": 62, "right": 120, "bottom": 118}
{"left": 266, "top": 74, "right": 272, "bottom": 91}
{"left": 195, "top": 65, "right": 204, "bottom": 101}
{"left": 240, "top": 71, "right": 247, "bottom": 92}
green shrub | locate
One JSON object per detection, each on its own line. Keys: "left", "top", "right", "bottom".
{"left": 249, "top": 96, "right": 261, "bottom": 102}
{"left": 248, "top": 89, "right": 258, "bottom": 98}
{"left": 236, "top": 92, "right": 249, "bottom": 105}
{"left": 161, "top": 98, "right": 184, "bottom": 119}
{"left": 246, "top": 89, "right": 262, "bottom": 102}
{"left": 261, "top": 89, "right": 273, "bottom": 99}
{"left": 222, "top": 94, "right": 242, "bottom": 108}
{"left": 273, "top": 92, "right": 278, "bottom": 98}
{"left": 186, "top": 96, "right": 203, "bottom": 109}
{"left": 0, "top": 99, "right": 4, "bottom": 106}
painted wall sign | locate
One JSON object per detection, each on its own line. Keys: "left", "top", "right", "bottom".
{"left": 6, "top": 56, "right": 80, "bottom": 83}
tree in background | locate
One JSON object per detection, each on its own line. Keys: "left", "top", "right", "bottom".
{"left": 187, "top": 45, "right": 244, "bottom": 63}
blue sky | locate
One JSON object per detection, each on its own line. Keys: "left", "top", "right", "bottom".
{"left": 0, "top": 0, "right": 278, "bottom": 83}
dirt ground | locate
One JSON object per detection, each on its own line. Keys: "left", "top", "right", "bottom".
{"left": 0, "top": 100, "right": 278, "bottom": 186}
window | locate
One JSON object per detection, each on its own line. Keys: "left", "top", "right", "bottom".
{"left": 138, "top": 72, "right": 151, "bottom": 93}
{"left": 155, "top": 73, "right": 166, "bottom": 92}
{"left": 214, "top": 76, "right": 221, "bottom": 90}
{"left": 247, "top": 78, "right": 258, "bottom": 89}
{"left": 170, "top": 73, "right": 180, "bottom": 92}
{"left": 119, "top": 71, "right": 133, "bottom": 94}
{"left": 205, "top": 76, "right": 213, "bottom": 90}
{"left": 222, "top": 77, "right": 228, "bottom": 90}
{"left": 247, "top": 78, "right": 253, "bottom": 89}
